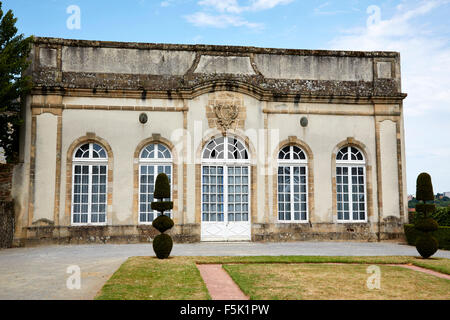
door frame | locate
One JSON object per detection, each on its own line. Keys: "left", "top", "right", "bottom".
{"left": 200, "top": 163, "right": 251, "bottom": 241}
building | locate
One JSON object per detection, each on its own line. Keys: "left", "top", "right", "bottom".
{"left": 11, "top": 37, "right": 408, "bottom": 245}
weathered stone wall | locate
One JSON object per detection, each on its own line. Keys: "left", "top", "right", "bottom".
{"left": 22, "top": 220, "right": 406, "bottom": 246}
{"left": 23, "top": 223, "right": 200, "bottom": 246}
{"left": 252, "top": 221, "right": 405, "bottom": 242}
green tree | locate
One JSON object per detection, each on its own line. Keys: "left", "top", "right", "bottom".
{"left": 408, "top": 197, "right": 418, "bottom": 208}
{"left": 0, "top": 1, "right": 33, "bottom": 163}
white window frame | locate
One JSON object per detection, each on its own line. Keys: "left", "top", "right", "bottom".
{"left": 201, "top": 137, "right": 251, "bottom": 224}
{"left": 277, "top": 145, "right": 309, "bottom": 223}
{"left": 71, "top": 143, "right": 108, "bottom": 226}
{"left": 138, "top": 143, "right": 173, "bottom": 224}
{"left": 335, "top": 146, "right": 367, "bottom": 223}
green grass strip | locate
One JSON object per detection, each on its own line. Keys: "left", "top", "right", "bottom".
{"left": 95, "top": 256, "right": 210, "bottom": 300}
{"left": 95, "top": 255, "right": 449, "bottom": 300}
{"left": 196, "top": 256, "right": 450, "bottom": 274}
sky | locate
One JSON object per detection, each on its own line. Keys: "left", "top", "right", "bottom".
{"left": 2, "top": 0, "right": 450, "bottom": 194}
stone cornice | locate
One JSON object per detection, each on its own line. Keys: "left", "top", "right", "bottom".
{"left": 31, "top": 83, "right": 407, "bottom": 104}
{"left": 34, "top": 37, "right": 399, "bottom": 58}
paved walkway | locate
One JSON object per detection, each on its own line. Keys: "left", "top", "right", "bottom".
{"left": 197, "top": 264, "right": 249, "bottom": 300}
{"left": 0, "top": 241, "right": 448, "bottom": 299}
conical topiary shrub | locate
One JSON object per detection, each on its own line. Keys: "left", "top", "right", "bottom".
{"left": 414, "top": 172, "right": 438, "bottom": 259}
{"left": 151, "top": 173, "right": 174, "bottom": 259}
{"left": 416, "top": 173, "right": 434, "bottom": 202}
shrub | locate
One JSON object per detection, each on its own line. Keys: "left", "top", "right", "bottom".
{"left": 409, "top": 207, "right": 450, "bottom": 226}
{"left": 151, "top": 201, "right": 173, "bottom": 213}
{"left": 415, "top": 203, "right": 436, "bottom": 215}
{"left": 404, "top": 224, "right": 450, "bottom": 250}
{"left": 415, "top": 173, "right": 434, "bottom": 202}
{"left": 151, "top": 172, "right": 174, "bottom": 259}
{"left": 152, "top": 214, "right": 174, "bottom": 233}
{"left": 415, "top": 217, "right": 439, "bottom": 232}
{"left": 415, "top": 234, "right": 438, "bottom": 259}
{"left": 152, "top": 234, "right": 173, "bottom": 259}
{"left": 154, "top": 173, "right": 171, "bottom": 199}
{"left": 413, "top": 173, "right": 438, "bottom": 258}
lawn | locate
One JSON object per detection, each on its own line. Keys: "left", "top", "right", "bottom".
{"left": 95, "top": 256, "right": 450, "bottom": 300}
{"left": 410, "top": 258, "right": 450, "bottom": 275}
{"left": 95, "top": 256, "right": 210, "bottom": 300}
{"left": 223, "top": 263, "right": 450, "bottom": 300}
{"left": 198, "top": 255, "right": 450, "bottom": 275}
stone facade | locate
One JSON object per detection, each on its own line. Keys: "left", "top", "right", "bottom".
{"left": 11, "top": 37, "right": 408, "bottom": 246}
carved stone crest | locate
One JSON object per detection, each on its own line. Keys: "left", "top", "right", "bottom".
{"left": 205, "top": 92, "right": 245, "bottom": 133}
{"left": 213, "top": 103, "right": 239, "bottom": 134}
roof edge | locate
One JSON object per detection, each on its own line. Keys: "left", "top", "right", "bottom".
{"left": 33, "top": 36, "right": 400, "bottom": 58}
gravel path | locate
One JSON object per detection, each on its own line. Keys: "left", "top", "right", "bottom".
{"left": 0, "top": 241, "right": 448, "bottom": 300}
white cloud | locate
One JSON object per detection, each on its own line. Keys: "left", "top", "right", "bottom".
{"left": 314, "top": 1, "right": 357, "bottom": 15}
{"left": 198, "top": 0, "right": 244, "bottom": 13}
{"left": 184, "top": 11, "right": 263, "bottom": 29}
{"left": 249, "top": 0, "right": 294, "bottom": 11}
{"left": 198, "top": 0, "right": 293, "bottom": 13}
{"left": 329, "top": 0, "right": 450, "bottom": 192}
{"left": 329, "top": 0, "right": 450, "bottom": 116}
{"left": 160, "top": 0, "right": 176, "bottom": 7}
{"left": 187, "top": 0, "right": 294, "bottom": 28}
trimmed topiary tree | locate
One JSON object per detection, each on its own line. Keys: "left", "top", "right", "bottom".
{"left": 414, "top": 172, "right": 438, "bottom": 258}
{"left": 416, "top": 173, "right": 434, "bottom": 202}
{"left": 151, "top": 173, "right": 174, "bottom": 259}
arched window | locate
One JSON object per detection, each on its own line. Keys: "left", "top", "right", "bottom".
{"left": 201, "top": 136, "right": 250, "bottom": 223}
{"left": 72, "top": 143, "right": 108, "bottom": 225}
{"left": 277, "top": 145, "right": 308, "bottom": 222}
{"left": 335, "top": 146, "right": 366, "bottom": 222}
{"left": 139, "top": 143, "right": 172, "bottom": 223}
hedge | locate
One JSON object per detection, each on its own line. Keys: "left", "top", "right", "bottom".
{"left": 404, "top": 224, "right": 450, "bottom": 250}
{"left": 408, "top": 207, "right": 450, "bottom": 226}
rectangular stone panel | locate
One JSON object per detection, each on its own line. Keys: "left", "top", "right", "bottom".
{"left": 62, "top": 46, "right": 196, "bottom": 75}
{"left": 194, "top": 55, "right": 255, "bottom": 75}
{"left": 39, "top": 48, "right": 57, "bottom": 68}
{"left": 254, "top": 54, "right": 373, "bottom": 81}
{"left": 380, "top": 120, "right": 400, "bottom": 218}
{"left": 34, "top": 113, "right": 57, "bottom": 222}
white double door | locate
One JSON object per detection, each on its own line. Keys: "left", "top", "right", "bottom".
{"left": 201, "top": 165, "right": 251, "bottom": 241}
